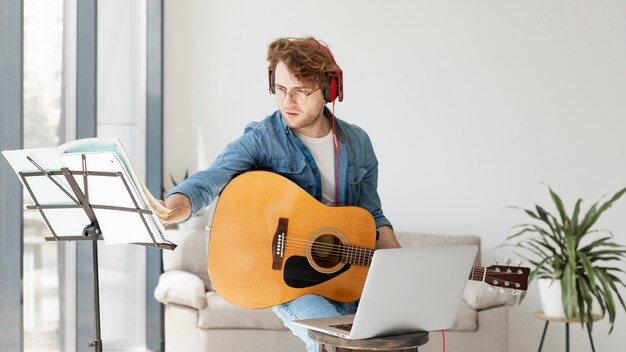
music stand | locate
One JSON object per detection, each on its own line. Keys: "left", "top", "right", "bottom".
{"left": 17, "top": 153, "right": 175, "bottom": 352}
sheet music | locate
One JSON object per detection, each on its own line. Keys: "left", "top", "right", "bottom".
{"left": 2, "top": 149, "right": 91, "bottom": 237}
{"left": 62, "top": 152, "right": 168, "bottom": 245}
{"left": 2, "top": 138, "right": 172, "bottom": 246}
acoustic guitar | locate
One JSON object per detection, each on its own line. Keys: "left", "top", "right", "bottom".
{"left": 208, "top": 171, "right": 529, "bottom": 309}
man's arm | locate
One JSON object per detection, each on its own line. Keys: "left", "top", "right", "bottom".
{"left": 376, "top": 225, "right": 401, "bottom": 249}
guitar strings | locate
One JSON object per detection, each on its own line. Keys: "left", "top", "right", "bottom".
{"left": 279, "top": 238, "right": 374, "bottom": 264}
{"left": 273, "top": 237, "right": 523, "bottom": 274}
{"left": 259, "top": 238, "right": 525, "bottom": 281}
{"left": 222, "top": 238, "right": 522, "bottom": 287}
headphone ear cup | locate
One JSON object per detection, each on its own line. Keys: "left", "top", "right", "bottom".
{"left": 325, "top": 76, "right": 338, "bottom": 103}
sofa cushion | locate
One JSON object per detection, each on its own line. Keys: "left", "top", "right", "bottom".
{"left": 197, "top": 291, "right": 287, "bottom": 330}
{"left": 449, "top": 300, "right": 478, "bottom": 331}
{"left": 163, "top": 230, "right": 213, "bottom": 291}
{"left": 462, "top": 281, "right": 517, "bottom": 310}
{"left": 196, "top": 291, "right": 478, "bottom": 332}
{"left": 154, "top": 270, "right": 207, "bottom": 310}
{"left": 396, "top": 232, "right": 482, "bottom": 267}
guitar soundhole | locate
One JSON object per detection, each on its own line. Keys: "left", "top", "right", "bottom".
{"left": 311, "top": 234, "right": 342, "bottom": 269}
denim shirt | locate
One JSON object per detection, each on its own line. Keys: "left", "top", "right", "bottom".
{"left": 169, "top": 109, "right": 392, "bottom": 229}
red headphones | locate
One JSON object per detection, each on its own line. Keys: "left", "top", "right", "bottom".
{"left": 268, "top": 38, "right": 344, "bottom": 103}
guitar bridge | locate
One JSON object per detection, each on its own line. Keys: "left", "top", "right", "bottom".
{"left": 272, "top": 218, "right": 288, "bottom": 270}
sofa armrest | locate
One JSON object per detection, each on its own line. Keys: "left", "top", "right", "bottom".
{"left": 154, "top": 270, "right": 207, "bottom": 310}
{"left": 462, "top": 281, "right": 517, "bottom": 310}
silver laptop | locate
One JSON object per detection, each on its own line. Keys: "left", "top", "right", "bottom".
{"left": 292, "top": 245, "right": 478, "bottom": 339}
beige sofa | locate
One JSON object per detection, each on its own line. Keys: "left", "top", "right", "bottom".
{"left": 154, "top": 230, "right": 516, "bottom": 352}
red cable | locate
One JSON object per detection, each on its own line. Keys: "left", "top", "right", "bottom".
{"left": 331, "top": 101, "right": 339, "bottom": 206}
{"left": 441, "top": 330, "right": 446, "bottom": 352}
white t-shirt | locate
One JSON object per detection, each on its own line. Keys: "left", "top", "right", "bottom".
{"left": 295, "top": 131, "right": 336, "bottom": 205}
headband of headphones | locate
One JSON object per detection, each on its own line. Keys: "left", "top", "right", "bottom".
{"left": 268, "top": 38, "right": 344, "bottom": 103}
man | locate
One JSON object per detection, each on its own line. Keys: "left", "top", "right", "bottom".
{"left": 161, "top": 36, "right": 400, "bottom": 352}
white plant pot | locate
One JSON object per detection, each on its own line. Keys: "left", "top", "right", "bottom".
{"left": 538, "top": 278, "right": 566, "bottom": 317}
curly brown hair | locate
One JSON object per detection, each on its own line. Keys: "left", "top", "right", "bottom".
{"left": 267, "top": 37, "right": 339, "bottom": 89}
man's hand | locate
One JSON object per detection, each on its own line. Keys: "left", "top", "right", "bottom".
{"left": 157, "top": 193, "right": 193, "bottom": 227}
{"left": 375, "top": 225, "right": 401, "bottom": 249}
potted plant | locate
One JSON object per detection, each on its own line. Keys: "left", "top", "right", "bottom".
{"left": 501, "top": 185, "right": 626, "bottom": 332}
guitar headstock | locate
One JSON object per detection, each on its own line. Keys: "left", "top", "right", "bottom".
{"left": 485, "top": 265, "right": 530, "bottom": 292}
{"left": 471, "top": 260, "right": 530, "bottom": 295}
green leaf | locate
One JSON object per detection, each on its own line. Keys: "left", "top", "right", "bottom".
{"left": 587, "top": 249, "right": 626, "bottom": 258}
{"left": 596, "top": 270, "right": 616, "bottom": 331}
{"left": 576, "top": 279, "right": 592, "bottom": 329}
{"left": 571, "top": 198, "right": 583, "bottom": 229}
{"left": 548, "top": 186, "right": 569, "bottom": 227}
{"left": 579, "top": 187, "right": 626, "bottom": 235}
{"left": 579, "top": 236, "right": 616, "bottom": 253}
{"left": 565, "top": 236, "right": 577, "bottom": 268}
{"left": 561, "top": 265, "right": 578, "bottom": 317}
{"left": 535, "top": 204, "right": 558, "bottom": 234}
{"left": 505, "top": 225, "right": 545, "bottom": 242}
{"left": 578, "top": 252, "right": 597, "bottom": 292}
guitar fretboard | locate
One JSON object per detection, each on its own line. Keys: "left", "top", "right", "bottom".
{"left": 341, "top": 246, "right": 375, "bottom": 267}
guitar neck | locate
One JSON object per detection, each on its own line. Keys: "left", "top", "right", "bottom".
{"left": 468, "top": 265, "right": 486, "bottom": 282}
{"left": 343, "top": 245, "right": 481, "bottom": 273}
{"left": 341, "top": 245, "right": 376, "bottom": 267}
{"left": 467, "top": 264, "right": 530, "bottom": 291}
{"left": 341, "top": 252, "right": 525, "bottom": 289}
{"left": 313, "top": 243, "right": 528, "bottom": 291}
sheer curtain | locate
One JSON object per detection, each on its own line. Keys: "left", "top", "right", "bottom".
{"left": 23, "top": 1, "right": 75, "bottom": 351}
{"left": 97, "top": 0, "right": 148, "bottom": 349}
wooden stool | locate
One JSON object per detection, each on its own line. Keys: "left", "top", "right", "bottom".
{"left": 308, "top": 330, "right": 429, "bottom": 352}
{"left": 534, "top": 311, "right": 602, "bottom": 352}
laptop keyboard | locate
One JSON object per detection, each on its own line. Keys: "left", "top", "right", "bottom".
{"left": 329, "top": 323, "right": 353, "bottom": 332}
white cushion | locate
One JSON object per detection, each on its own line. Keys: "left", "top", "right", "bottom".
{"left": 396, "top": 232, "right": 482, "bottom": 266}
{"left": 163, "top": 230, "right": 213, "bottom": 290}
{"left": 197, "top": 291, "right": 287, "bottom": 330}
{"left": 154, "top": 270, "right": 207, "bottom": 310}
{"left": 450, "top": 300, "right": 478, "bottom": 331}
{"left": 462, "top": 281, "right": 517, "bottom": 310}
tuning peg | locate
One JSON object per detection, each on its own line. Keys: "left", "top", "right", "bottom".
{"left": 495, "top": 257, "right": 499, "bottom": 265}
{"left": 515, "top": 259, "right": 522, "bottom": 266}
{"left": 488, "top": 286, "right": 495, "bottom": 293}
{"left": 506, "top": 258, "right": 512, "bottom": 265}
{"left": 499, "top": 288, "right": 506, "bottom": 294}
{"left": 511, "top": 289, "right": 519, "bottom": 296}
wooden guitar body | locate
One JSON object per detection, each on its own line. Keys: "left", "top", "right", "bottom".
{"left": 208, "top": 171, "right": 377, "bottom": 309}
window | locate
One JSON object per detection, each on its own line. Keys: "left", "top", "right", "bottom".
{"left": 23, "top": 0, "right": 76, "bottom": 351}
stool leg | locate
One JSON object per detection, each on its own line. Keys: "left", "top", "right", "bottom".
{"left": 538, "top": 321, "right": 549, "bottom": 352}
{"left": 565, "top": 323, "right": 569, "bottom": 352}
{"left": 587, "top": 323, "right": 596, "bottom": 352}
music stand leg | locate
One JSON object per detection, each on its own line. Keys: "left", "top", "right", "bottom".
{"left": 84, "top": 224, "right": 103, "bottom": 352}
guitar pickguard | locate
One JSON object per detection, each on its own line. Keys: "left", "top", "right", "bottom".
{"left": 283, "top": 256, "right": 351, "bottom": 288}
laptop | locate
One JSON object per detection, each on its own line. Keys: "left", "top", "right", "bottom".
{"left": 292, "top": 245, "right": 478, "bottom": 339}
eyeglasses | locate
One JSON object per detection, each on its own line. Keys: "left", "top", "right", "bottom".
{"left": 269, "top": 87, "right": 320, "bottom": 105}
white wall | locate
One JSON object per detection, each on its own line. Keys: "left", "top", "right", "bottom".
{"left": 164, "top": 1, "right": 626, "bottom": 351}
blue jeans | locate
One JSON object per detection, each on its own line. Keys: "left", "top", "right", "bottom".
{"left": 272, "top": 295, "right": 359, "bottom": 352}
